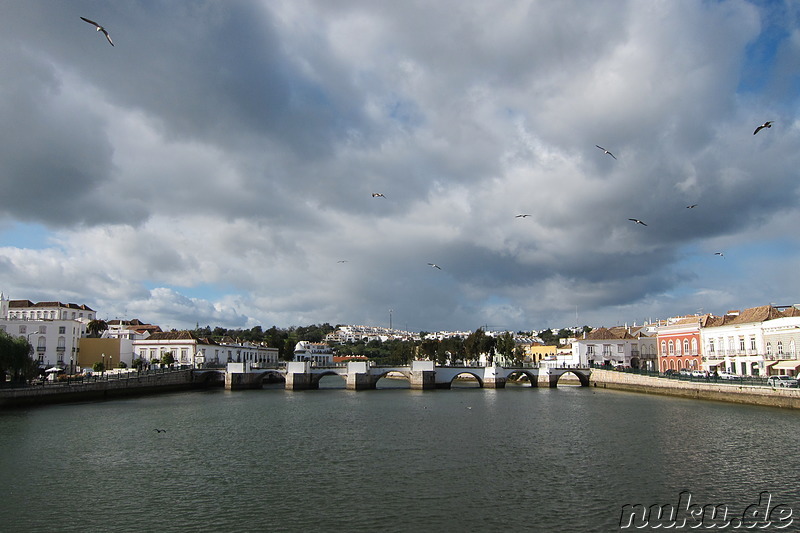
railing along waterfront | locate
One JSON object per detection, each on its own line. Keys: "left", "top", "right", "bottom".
{"left": 595, "top": 365, "right": 773, "bottom": 388}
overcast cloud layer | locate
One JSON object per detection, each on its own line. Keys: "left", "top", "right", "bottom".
{"left": 1, "top": 1, "right": 799, "bottom": 332}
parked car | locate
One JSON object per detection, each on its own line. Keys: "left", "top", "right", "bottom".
{"left": 691, "top": 370, "right": 706, "bottom": 378}
{"left": 717, "top": 371, "right": 741, "bottom": 380}
{"left": 767, "top": 375, "right": 798, "bottom": 388}
{"left": 679, "top": 368, "right": 692, "bottom": 376}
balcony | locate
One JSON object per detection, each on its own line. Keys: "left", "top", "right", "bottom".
{"left": 36, "top": 346, "right": 46, "bottom": 353}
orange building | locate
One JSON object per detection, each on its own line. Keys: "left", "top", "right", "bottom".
{"left": 656, "top": 315, "right": 714, "bottom": 372}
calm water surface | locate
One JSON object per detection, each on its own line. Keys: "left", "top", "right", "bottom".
{"left": 1, "top": 379, "right": 799, "bottom": 532}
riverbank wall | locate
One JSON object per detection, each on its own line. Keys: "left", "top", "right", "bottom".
{"left": 0, "top": 369, "right": 220, "bottom": 408}
{"left": 590, "top": 369, "right": 800, "bottom": 409}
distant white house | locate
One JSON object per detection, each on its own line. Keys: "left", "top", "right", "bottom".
{"left": 133, "top": 331, "right": 278, "bottom": 367}
{"left": 293, "top": 341, "right": 334, "bottom": 365}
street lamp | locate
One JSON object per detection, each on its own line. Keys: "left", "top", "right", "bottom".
{"left": 102, "top": 353, "right": 106, "bottom": 374}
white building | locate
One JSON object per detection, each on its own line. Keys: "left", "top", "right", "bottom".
{"left": 133, "top": 331, "right": 279, "bottom": 368}
{"left": 293, "top": 341, "right": 334, "bottom": 364}
{"left": 0, "top": 296, "right": 92, "bottom": 371}
{"left": 571, "top": 326, "right": 647, "bottom": 368}
{"left": 701, "top": 305, "right": 800, "bottom": 376}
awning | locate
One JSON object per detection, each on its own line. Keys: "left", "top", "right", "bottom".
{"left": 771, "top": 360, "right": 800, "bottom": 370}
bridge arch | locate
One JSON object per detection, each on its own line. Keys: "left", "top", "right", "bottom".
{"left": 504, "top": 370, "right": 538, "bottom": 387}
{"left": 550, "top": 369, "right": 590, "bottom": 387}
{"left": 448, "top": 371, "right": 484, "bottom": 388}
{"left": 310, "top": 370, "right": 346, "bottom": 388}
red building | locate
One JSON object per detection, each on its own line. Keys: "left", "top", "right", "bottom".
{"left": 656, "top": 315, "right": 715, "bottom": 372}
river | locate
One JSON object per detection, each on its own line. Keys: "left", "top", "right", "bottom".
{"left": 1, "top": 378, "right": 798, "bottom": 532}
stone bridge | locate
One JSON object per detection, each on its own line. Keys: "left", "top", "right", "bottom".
{"left": 208, "top": 361, "right": 591, "bottom": 391}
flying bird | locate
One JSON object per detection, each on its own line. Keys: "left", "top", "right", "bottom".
{"left": 686, "top": 204, "right": 698, "bottom": 209}
{"left": 714, "top": 252, "right": 724, "bottom": 258}
{"left": 371, "top": 193, "right": 385, "bottom": 198}
{"left": 427, "top": 263, "right": 442, "bottom": 270}
{"left": 80, "top": 17, "right": 114, "bottom": 46}
{"left": 753, "top": 121, "right": 773, "bottom": 135}
{"left": 595, "top": 145, "right": 617, "bottom": 160}
{"left": 628, "top": 218, "right": 647, "bottom": 226}
{"left": 154, "top": 428, "right": 167, "bottom": 433}
{"left": 515, "top": 214, "right": 531, "bottom": 218}
{"left": 337, "top": 260, "right": 348, "bottom": 263}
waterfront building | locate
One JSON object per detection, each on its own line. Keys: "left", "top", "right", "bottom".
{"left": 0, "top": 296, "right": 93, "bottom": 372}
{"left": 756, "top": 313, "right": 800, "bottom": 376}
{"left": 133, "top": 331, "right": 278, "bottom": 368}
{"left": 293, "top": 341, "right": 334, "bottom": 364}
{"left": 655, "top": 315, "right": 714, "bottom": 373}
{"left": 572, "top": 326, "right": 656, "bottom": 368}
{"left": 699, "top": 305, "right": 800, "bottom": 376}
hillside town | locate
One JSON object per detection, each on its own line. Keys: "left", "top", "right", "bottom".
{"left": 2, "top": 294, "right": 800, "bottom": 380}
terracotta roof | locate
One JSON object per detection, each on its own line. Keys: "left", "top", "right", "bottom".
{"left": 8, "top": 299, "right": 94, "bottom": 311}
{"left": 704, "top": 305, "right": 789, "bottom": 327}
{"left": 584, "top": 327, "right": 635, "bottom": 340}
{"left": 145, "top": 331, "right": 218, "bottom": 344}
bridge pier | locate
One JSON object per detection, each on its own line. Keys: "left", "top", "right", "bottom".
{"left": 284, "top": 362, "right": 317, "bottom": 390}
{"left": 483, "top": 377, "right": 506, "bottom": 389}
{"left": 483, "top": 364, "right": 506, "bottom": 389}
{"left": 346, "top": 373, "right": 377, "bottom": 390}
{"left": 409, "top": 361, "right": 437, "bottom": 390}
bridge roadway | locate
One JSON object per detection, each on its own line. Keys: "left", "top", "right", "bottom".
{"left": 212, "top": 361, "right": 591, "bottom": 391}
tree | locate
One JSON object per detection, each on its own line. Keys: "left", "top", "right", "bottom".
{"left": 496, "top": 332, "right": 516, "bottom": 363}
{"left": 87, "top": 319, "right": 108, "bottom": 338}
{"left": 92, "top": 361, "right": 105, "bottom": 373}
{"left": 0, "top": 331, "right": 38, "bottom": 383}
{"left": 161, "top": 352, "right": 175, "bottom": 366}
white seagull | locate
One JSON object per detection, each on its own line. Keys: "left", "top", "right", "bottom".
{"left": 714, "top": 252, "right": 724, "bottom": 258}
{"left": 515, "top": 214, "right": 532, "bottom": 218}
{"left": 371, "top": 193, "right": 386, "bottom": 198}
{"left": 628, "top": 218, "right": 647, "bottom": 226}
{"left": 686, "top": 204, "right": 698, "bottom": 209}
{"left": 427, "top": 263, "right": 442, "bottom": 270}
{"left": 80, "top": 17, "right": 114, "bottom": 46}
{"left": 595, "top": 145, "right": 617, "bottom": 160}
{"left": 753, "top": 121, "right": 773, "bottom": 135}
{"left": 337, "top": 260, "right": 348, "bottom": 263}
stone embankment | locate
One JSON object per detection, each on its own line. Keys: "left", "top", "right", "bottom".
{"left": 591, "top": 369, "right": 800, "bottom": 409}
{"left": 0, "top": 369, "right": 222, "bottom": 408}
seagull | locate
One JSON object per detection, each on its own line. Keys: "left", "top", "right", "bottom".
{"left": 753, "top": 121, "right": 773, "bottom": 135}
{"left": 371, "top": 193, "right": 385, "bottom": 198}
{"left": 80, "top": 17, "right": 114, "bottom": 46}
{"left": 337, "top": 260, "right": 348, "bottom": 263}
{"left": 714, "top": 252, "right": 724, "bottom": 258}
{"left": 686, "top": 204, "right": 698, "bottom": 209}
{"left": 515, "top": 214, "right": 532, "bottom": 218}
{"left": 427, "top": 263, "right": 442, "bottom": 270}
{"left": 628, "top": 218, "right": 647, "bottom": 226}
{"left": 154, "top": 428, "right": 167, "bottom": 433}
{"left": 595, "top": 145, "right": 617, "bottom": 160}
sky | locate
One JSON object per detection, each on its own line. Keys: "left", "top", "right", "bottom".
{"left": 1, "top": 1, "right": 799, "bottom": 333}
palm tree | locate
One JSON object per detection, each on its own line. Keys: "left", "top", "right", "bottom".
{"left": 87, "top": 319, "right": 108, "bottom": 338}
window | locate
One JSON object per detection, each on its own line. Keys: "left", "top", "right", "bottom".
{"left": 587, "top": 345, "right": 595, "bottom": 355}
{"left": 617, "top": 344, "right": 624, "bottom": 352}
{"left": 661, "top": 340, "right": 667, "bottom": 355}
{"left": 777, "top": 341, "right": 784, "bottom": 355}
{"left": 19, "top": 325, "right": 26, "bottom": 334}
{"left": 668, "top": 340, "right": 675, "bottom": 355}
{"left": 709, "top": 339, "right": 715, "bottom": 353}
{"left": 739, "top": 337, "right": 745, "bottom": 352}
{"left": 59, "top": 326, "right": 66, "bottom": 334}
{"left": 683, "top": 339, "right": 690, "bottom": 354}
{"left": 691, "top": 339, "right": 698, "bottom": 354}
{"left": 766, "top": 342, "right": 772, "bottom": 355}
{"left": 750, "top": 336, "right": 757, "bottom": 351}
